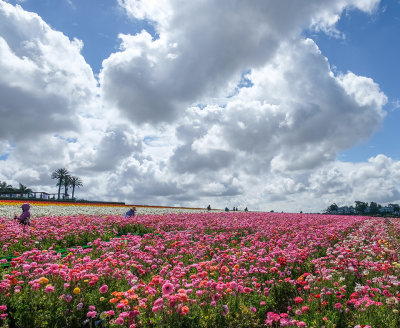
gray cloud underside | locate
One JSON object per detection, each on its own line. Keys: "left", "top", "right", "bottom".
{"left": 2, "top": 0, "right": 399, "bottom": 212}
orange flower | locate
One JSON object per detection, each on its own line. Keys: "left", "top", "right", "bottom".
{"left": 39, "top": 277, "right": 49, "bottom": 285}
{"left": 110, "top": 298, "right": 119, "bottom": 304}
{"left": 181, "top": 305, "right": 189, "bottom": 315}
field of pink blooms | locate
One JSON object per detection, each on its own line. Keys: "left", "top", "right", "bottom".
{"left": 0, "top": 212, "right": 400, "bottom": 328}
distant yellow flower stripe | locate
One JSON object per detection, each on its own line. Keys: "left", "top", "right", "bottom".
{"left": 0, "top": 199, "right": 208, "bottom": 210}
{"left": 0, "top": 200, "right": 127, "bottom": 207}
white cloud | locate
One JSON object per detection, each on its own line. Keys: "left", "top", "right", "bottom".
{"left": 3, "top": 0, "right": 400, "bottom": 214}
{"left": 0, "top": 1, "right": 97, "bottom": 141}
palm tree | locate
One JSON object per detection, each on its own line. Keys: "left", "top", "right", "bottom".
{"left": 69, "top": 176, "right": 83, "bottom": 199}
{"left": 51, "top": 168, "right": 70, "bottom": 199}
{"left": 0, "top": 181, "right": 14, "bottom": 193}
{"left": 62, "top": 175, "right": 72, "bottom": 198}
{"left": 17, "top": 183, "right": 33, "bottom": 194}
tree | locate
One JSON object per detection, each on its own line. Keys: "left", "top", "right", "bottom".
{"left": 62, "top": 175, "right": 72, "bottom": 198}
{"left": 51, "top": 168, "right": 70, "bottom": 199}
{"left": 355, "top": 201, "right": 368, "bottom": 214}
{"left": 0, "top": 181, "right": 14, "bottom": 193}
{"left": 17, "top": 183, "right": 33, "bottom": 194}
{"left": 369, "top": 202, "right": 379, "bottom": 214}
{"left": 327, "top": 203, "right": 339, "bottom": 213}
{"left": 389, "top": 204, "right": 400, "bottom": 213}
{"left": 69, "top": 176, "right": 83, "bottom": 199}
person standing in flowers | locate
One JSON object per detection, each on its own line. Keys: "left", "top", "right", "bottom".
{"left": 125, "top": 206, "right": 136, "bottom": 218}
{"left": 13, "top": 203, "right": 31, "bottom": 227}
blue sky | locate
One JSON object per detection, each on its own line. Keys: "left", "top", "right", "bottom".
{"left": 309, "top": 0, "right": 400, "bottom": 162}
{"left": 8, "top": 0, "right": 155, "bottom": 73}
{"left": 1, "top": 0, "right": 399, "bottom": 211}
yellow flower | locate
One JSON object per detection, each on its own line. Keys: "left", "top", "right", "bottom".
{"left": 73, "top": 287, "right": 81, "bottom": 294}
{"left": 39, "top": 277, "right": 49, "bottom": 284}
{"left": 100, "top": 297, "right": 105, "bottom": 302}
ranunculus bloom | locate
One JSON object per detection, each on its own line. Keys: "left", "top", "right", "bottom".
{"left": 44, "top": 285, "right": 54, "bottom": 293}
{"left": 181, "top": 306, "right": 189, "bottom": 315}
{"left": 154, "top": 298, "right": 163, "bottom": 308}
{"left": 222, "top": 304, "right": 229, "bottom": 316}
{"left": 87, "top": 311, "right": 97, "bottom": 318}
{"left": 162, "top": 282, "right": 174, "bottom": 295}
{"left": 0, "top": 305, "right": 7, "bottom": 312}
{"left": 73, "top": 287, "right": 80, "bottom": 294}
{"left": 99, "top": 285, "right": 108, "bottom": 294}
{"left": 115, "top": 317, "right": 124, "bottom": 325}
{"left": 294, "top": 297, "right": 303, "bottom": 304}
{"left": 334, "top": 302, "right": 342, "bottom": 309}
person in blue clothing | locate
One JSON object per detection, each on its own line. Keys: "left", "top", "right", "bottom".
{"left": 125, "top": 206, "right": 136, "bottom": 218}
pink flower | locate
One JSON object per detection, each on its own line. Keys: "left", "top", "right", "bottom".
{"left": 294, "top": 297, "right": 303, "bottom": 304}
{"left": 162, "top": 282, "right": 174, "bottom": 295}
{"left": 99, "top": 285, "right": 108, "bottom": 294}
{"left": 154, "top": 298, "right": 163, "bottom": 308}
{"left": 64, "top": 294, "right": 72, "bottom": 302}
{"left": 0, "top": 305, "right": 7, "bottom": 312}
{"left": 250, "top": 307, "right": 257, "bottom": 313}
{"left": 87, "top": 311, "right": 97, "bottom": 318}
{"left": 115, "top": 317, "right": 124, "bottom": 325}
{"left": 301, "top": 306, "right": 309, "bottom": 313}
{"left": 334, "top": 302, "right": 342, "bottom": 309}
{"left": 89, "top": 306, "right": 96, "bottom": 311}
{"left": 44, "top": 285, "right": 55, "bottom": 293}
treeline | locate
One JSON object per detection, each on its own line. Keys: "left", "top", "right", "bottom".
{"left": 326, "top": 201, "right": 400, "bottom": 216}
{"left": 0, "top": 181, "right": 32, "bottom": 194}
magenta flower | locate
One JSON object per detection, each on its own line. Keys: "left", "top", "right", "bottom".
{"left": 154, "top": 297, "right": 163, "bottom": 308}
{"left": 294, "top": 297, "right": 303, "bottom": 304}
{"left": 334, "top": 302, "right": 342, "bottom": 309}
{"left": 44, "top": 285, "right": 54, "bottom": 293}
{"left": 87, "top": 311, "right": 97, "bottom": 318}
{"left": 162, "top": 282, "right": 174, "bottom": 295}
{"left": 115, "top": 317, "right": 124, "bottom": 325}
{"left": 99, "top": 284, "right": 108, "bottom": 294}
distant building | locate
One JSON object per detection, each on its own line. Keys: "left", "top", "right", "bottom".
{"left": 0, "top": 191, "right": 65, "bottom": 200}
{"left": 379, "top": 206, "right": 394, "bottom": 214}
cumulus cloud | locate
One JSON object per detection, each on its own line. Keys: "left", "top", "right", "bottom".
{"left": 2, "top": 0, "right": 399, "bottom": 213}
{"left": 0, "top": 1, "right": 97, "bottom": 142}
{"left": 169, "top": 38, "right": 386, "bottom": 178}
{"left": 102, "top": 0, "right": 381, "bottom": 124}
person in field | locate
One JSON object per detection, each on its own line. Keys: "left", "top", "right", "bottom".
{"left": 14, "top": 203, "right": 31, "bottom": 226}
{"left": 125, "top": 206, "right": 136, "bottom": 218}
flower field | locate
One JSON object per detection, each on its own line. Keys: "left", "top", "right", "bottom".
{"left": 0, "top": 209, "right": 400, "bottom": 327}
